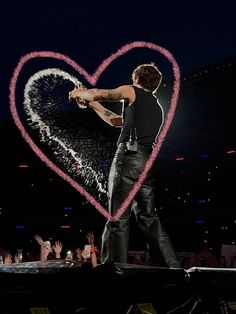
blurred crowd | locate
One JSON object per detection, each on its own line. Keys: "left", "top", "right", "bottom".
{"left": 1, "top": 234, "right": 236, "bottom": 269}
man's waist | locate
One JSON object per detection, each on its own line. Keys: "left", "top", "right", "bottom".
{"left": 118, "top": 142, "right": 153, "bottom": 154}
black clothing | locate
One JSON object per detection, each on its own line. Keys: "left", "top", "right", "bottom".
{"left": 101, "top": 86, "right": 180, "bottom": 268}
{"left": 117, "top": 86, "right": 163, "bottom": 147}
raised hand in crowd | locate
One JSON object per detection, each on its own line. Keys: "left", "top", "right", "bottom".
{"left": 34, "top": 234, "right": 52, "bottom": 261}
{"left": 4, "top": 253, "right": 13, "bottom": 264}
{"left": 52, "top": 240, "right": 63, "bottom": 259}
{"left": 86, "top": 231, "right": 94, "bottom": 245}
{"left": 76, "top": 247, "right": 83, "bottom": 261}
{"left": 85, "top": 231, "right": 98, "bottom": 268}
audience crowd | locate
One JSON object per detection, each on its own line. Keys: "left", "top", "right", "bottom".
{"left": 1, "top": 232, "right": 236, "bottom": 269}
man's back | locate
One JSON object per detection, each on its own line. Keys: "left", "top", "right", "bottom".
{"left": 118, "top": 86, "right": 164, "bottom": 147}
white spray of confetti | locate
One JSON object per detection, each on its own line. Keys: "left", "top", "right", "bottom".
{"left": 23, "top": 68, "right": 108, "bottom": 197}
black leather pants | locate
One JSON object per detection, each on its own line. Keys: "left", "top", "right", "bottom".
{"left": 101, "top": 143, "right": 180, "bottom": 267}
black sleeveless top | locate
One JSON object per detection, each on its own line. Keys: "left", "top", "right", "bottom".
{"left": 117, "top": 86, "right": 164, "bottom": 148}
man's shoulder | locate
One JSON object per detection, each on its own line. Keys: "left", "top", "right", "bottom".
{"left": 118, "top": 84, "right": 134, "bottom": 92}
{"left": 117, "top": 85, "right": 135, "bottom": 103}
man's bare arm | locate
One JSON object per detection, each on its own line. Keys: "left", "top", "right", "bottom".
{"left": 93, "top": 89, "right": 123, "bottom": 102}
{"left": 88, "top": 101, "right": 123, "bottom": 127}
{"left": 69, "top": 85, "right": 135, "bottom": 104}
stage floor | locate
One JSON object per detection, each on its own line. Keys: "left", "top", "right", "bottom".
{"left": 0, "top": 261, "right": 236, "bottom": 313}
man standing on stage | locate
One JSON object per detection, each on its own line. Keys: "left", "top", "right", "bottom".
{"left": 69, "top": 63, "right": 180, "bottom": 267}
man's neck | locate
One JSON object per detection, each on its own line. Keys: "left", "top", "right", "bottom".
{"left": 133, "top": 83, "right": 150, "bottom": 92}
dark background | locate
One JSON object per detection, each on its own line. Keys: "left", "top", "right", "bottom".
{"left": 0, "top": 1, "right": 235, "bottom": 256}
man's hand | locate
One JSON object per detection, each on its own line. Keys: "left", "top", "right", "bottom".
{"left": 69, "top": 84, "right": 90, "bottom": 109}
{"left": 69, "top": 84, "right": 86, "bottom": 100}
{"left": 76, "top": 98, "right": 90, "bottom": 109}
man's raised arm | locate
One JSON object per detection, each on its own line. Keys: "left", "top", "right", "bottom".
{"left": 69, "top": 85, "right": 134, "bottom": 103}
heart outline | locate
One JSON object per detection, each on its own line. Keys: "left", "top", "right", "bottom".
{"left": 9, "top": 41, "right": 180, "bottom": 221}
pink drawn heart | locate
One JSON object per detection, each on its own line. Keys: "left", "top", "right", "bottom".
{"left": 9, "top": 41, "right": 180, "bottom": 221}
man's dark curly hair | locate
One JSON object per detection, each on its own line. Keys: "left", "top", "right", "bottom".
{"left": 132, "top": 63, "right": 162, "bottom": 92}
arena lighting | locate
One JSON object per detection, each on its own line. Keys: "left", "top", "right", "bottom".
{"left": 221, "top": 225, "right": 228, "bottom": 230}
{"left": 226, "top": 150, "right": 235, "bottom": 154}
{"left": 60, "top": 225, "right": 70, "bottom": 229}
{"left": 176, "top": 157, "right": 184, "bottom": 161}
{"left": 195, "top": 220, "right": 205, "bottom": 224}
{"left": 15, "top": 225, "right": 25, "bottom": 228}
{"left": 63, "top": 207, "right": 73, "bottom": 211}
{"left": 19, "top": 163, "right": 28, "bottom": 168}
